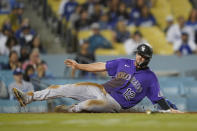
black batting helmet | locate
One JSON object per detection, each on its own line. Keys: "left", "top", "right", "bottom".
{"left": 136, "top": 44, "right": 153, "bottom": 58}
{"left": 136, "top": 44, "right": 153, "bottom": 67}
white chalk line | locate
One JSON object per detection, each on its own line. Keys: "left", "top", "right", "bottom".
{"left": 61, "top": 119, "right": 197, "bottom": 127}
{"left": 0, "top": 120, "right": 49, "bottom": 125}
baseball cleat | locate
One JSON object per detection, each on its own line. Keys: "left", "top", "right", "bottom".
{"left": 12, "top": 88, "right": 27, "bottom": 107}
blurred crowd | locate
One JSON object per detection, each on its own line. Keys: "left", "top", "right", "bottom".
{"left": 0, "top": 0, "right": 51, "bottom": 100}
{"left": 58, "top": 0, "right": 197, "bottom": 57}
{"left": 1, "top": 0, "right": 197, "bottom": 100}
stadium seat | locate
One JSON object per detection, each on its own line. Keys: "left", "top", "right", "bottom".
{"left": 168, "top": 0, "right": 192, "bottom": 20}
{"left": 78, "top": 30, "right": 92, "bottom": 40}
{"left": 127, "top": 26, "right": 137, "bottom": 33}
{"left": 0, "top": 14, "right": 9, "bottom": 28}
{"left": 77, "top": 0, "right": 86, "bottom": 4}
{"left": 78, "top": 30, "right": 120, "bottom": 55}
{"left": 47, "top": 0, "right": 62, "bottom": 16}
{"left": 127, "top": 26, "right": 173, "bottom": 55}
{"left": 113, "top": 43, "right": 127, "bottom": 55}
{"left": 151, "top": 0, "right": 172, "bottom": 29}
{"left": 139, "top": 26, "right": 173, "bottom": 55}
{"left": 100, "top": 30, "right": 114, "bottom": 42}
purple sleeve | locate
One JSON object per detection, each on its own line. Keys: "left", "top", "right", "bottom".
{"left": 106, "top": 59, "right": 120, "bottom": 76}
{"left": 146, "top": 74, "right": 163, "bottom": 104}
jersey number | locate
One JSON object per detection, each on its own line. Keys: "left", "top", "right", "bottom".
{"left": 123, "top": 88, "right": 136, "bottom": 101}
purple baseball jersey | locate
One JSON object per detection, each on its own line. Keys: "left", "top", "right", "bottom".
{"left": 102, "top": 58, "right": 163, "bottom": 109}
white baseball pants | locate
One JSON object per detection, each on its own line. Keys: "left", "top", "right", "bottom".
{"left": 30, "top": 82, "right": 121, "bottom": 113}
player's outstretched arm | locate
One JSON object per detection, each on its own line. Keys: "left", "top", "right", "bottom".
{"left": 64, "top": 59, "right": 106, "bottom": 72}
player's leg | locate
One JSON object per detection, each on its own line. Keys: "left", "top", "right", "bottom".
{"left": 54, "top": 99, "right": 109, "bottom": 113}
{"left": 12, "top": 84, "right": 93, "bottom": 106}
{"left": 71, "top": 95, "right": 121, "bottom": 113}
{"left": 13, "top": 82, "right": 108, "bottom": 107}
{"left": 55, "top": 93, "right": 121, "bottom": 113}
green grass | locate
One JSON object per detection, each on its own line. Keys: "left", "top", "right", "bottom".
{"left": 0, "top": 113, "right": 197, "bottom": 131}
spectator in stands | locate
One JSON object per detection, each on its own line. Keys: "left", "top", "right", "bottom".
{"left": 135, "top": 5, "right": 156, "bottom": 27}
{"left": 69, "top": 5, "right": 83, "bottom": 28}
{"left": 16, "top": 24, "right": 36, "bottom": 46}
{"left": 2, "top": 50, "right": 21, "bottom": 70}
{"left": 35, "top": 62, "right": 53, "bottom": 80}
{"left": 72, "top": 40, "right": 95, "bottom": 78}
{"left": 4, "top": 36, "right": 20, "bottom": 56}
{"left": 16, "top": 2, "right": 24, "bottom": 24}
{"left": 19, "top": 46, "right": 30, "bottom": 64}
{"left": 164, "top": 15, "right": 174, "bottom": 33}
{"left": 0, "top": 24, "right": 13, "bottom": 55}
{"left": 186, "top": 9, "right": 197, "bottom": 43}
{"left": 90, "top": 2, "right": 103, "bottom": 23}
{"left": 133, "top": 0, "right": 152, "bottom": 8}
{"left": 15, "top": 18, "right": 30, "bottom": 33}
{"left": 121, "top": 0, "right": 134, "bottom": 8}
{"left": 30, "top": 35, "right": 46, "bottom": 54}
{"left": 88, "top": 23, "right": 113, "bottom": 54}
{"left": 99, "top": 12, "right": 112, "bottom": 30}
{"left": 113, "top": 19, "right": 130, "bottom": 43}
{"left": 9, "top": 4, "right": 20, "bottom": 31}
{"left": 1, "top": 19, "right": 12, "bottom": 32}
{"left": 186, "top": 9, "right": 197, "bottom": 29}
{"left": 15, "top": 18, "right": 29, "bottom": 37}
{"left": 107, "top": 0, "right": 120, "bottom": 28}
{"left": 35, "top": 63, "right": 53, "bottom": 79}
{"left": 117, "top": 2, "right": 129, "bottom": 21}
{"left": 82, "top": 0, "right": 95, "bottom": 15}
{"left": 166, "top": 16, "right": 194, "bottom": 45}
{"left": 124, "top": 30, "right": 147, "bottom": 55}
{"left": 62, "top": 0, "right": 78, "bottom": 21}
{"left": 58, "top": 0, "right": 68, "bottom": 16}
{"left": 8, "top": 68, "right": 34, "bottom": 100}
{"left": 128, "top": 0, "right": 146, "bottom": 25}
{"left": 23, "top": 65, "right": 35, "bottom": 82}
{"left": 0, "top": 80, "right": 8, "bottom": 99}
{"left": 174, "top": 32, "right": 197, "bottom": 56}
{"left": 74, "top": 10, "right": 92, "bottom": 31}
{"left": 22, "top": 48, "right": 47, "bottom": 70}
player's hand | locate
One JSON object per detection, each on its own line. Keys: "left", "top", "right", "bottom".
{"left": 64, "top": 59, "right": 78, "bottom": 70}
{"left": 170, "top": 108, "right": 184, "bottom": 114}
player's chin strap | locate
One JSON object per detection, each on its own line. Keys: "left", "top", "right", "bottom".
{"left": 137, "top": 58, "right": 151, "bottom": 69}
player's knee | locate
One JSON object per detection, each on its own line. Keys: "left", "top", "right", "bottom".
{"left": 47, "top": 85, "right": 60, "bottom": 89}
{"left": 86, "top": 99, "right": 106, "bottom": 106}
